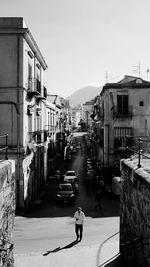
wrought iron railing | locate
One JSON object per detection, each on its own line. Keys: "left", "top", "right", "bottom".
{"left": 97, "top": 231, "right": 120, "bottom": 267}
{"left": 0, "top": 134, "right": 8, "bottom": 160}
{"left": 98, "top": 232, "right": 150, "bottom": 267}
{"left": 27, "top": 78, "right": 41, "bottom": 94}
{"left": 126, "top": 137, "right": 150, "bottom": 168}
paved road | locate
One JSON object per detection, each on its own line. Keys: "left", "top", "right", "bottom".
{"left": 13, "top": 133, "right": 120, "bottom": 259}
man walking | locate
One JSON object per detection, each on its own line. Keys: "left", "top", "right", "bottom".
{"left": 74, "top": 207, "right": 85, "bottom": 242}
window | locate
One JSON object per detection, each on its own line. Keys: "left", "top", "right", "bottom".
{"left": 114, "top": 127, "right": 132, "bottom": 149}
{"left": 28, "top": 51, "right": 34, "bottom": 59}
{"left": 117, "top": 95, "right": 128, "bottom": 115}
{"left": 28, "top": 63, "right": 32, "bottom": 90}
{"left": 139, "top": 101, "right": 144, "bottom": 106}
{"left": 36, "top": 74, "right": 41, "bottom": 94}
{"left": 28, "top": 63, "right": 32, "bottom": 79}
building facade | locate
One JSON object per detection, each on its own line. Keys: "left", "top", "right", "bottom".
{"left": 0, "top": 17, "right": 50, "bottom": 209}
{"left": 70, "top": 106, "right": 83, "bottom": 129}
{"left": 97, "top": 75, "right": 150, "bottom": 181}
{"left": 83, "top": 100, "right": 95, "bottom": 129}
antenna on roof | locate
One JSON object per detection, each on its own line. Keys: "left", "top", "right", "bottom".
{"left": 132, "top": 62, "right": 141, "bottom": 77}
{"left": 146, "top": 68, "right": 150, "bottom": 81}
{"left": 105, "top": 71, "right": 108, "bottom": 83}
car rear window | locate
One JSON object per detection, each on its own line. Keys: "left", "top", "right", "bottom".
{"left": 59, "top": 184, "right": 72, "bottom": 190}
{"left": 66, "top": 172, "right": 75, "bottom": 176}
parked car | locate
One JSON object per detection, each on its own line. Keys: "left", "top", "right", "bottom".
{"left": 64, "top": 170, "right": 78, "bottom": 182}
{"left": 63, "top": 170, "right": 79, "bottom": 193}
{"left": 56, "top": 183, "right": 75, "bottom": 203}
{"left": 64, "top": 177, "right": 79, "bottom": 194}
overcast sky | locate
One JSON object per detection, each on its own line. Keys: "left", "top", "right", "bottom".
{"left": 1, "top": 0, "right": 150, "bottom": 97}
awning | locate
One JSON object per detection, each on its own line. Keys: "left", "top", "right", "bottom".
{"left": 114, "top": 127, "right": 132, "bottom": 138}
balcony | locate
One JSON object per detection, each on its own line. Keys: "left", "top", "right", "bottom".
{"left": 112, "top": 106, "right": 132, "bottom": 119}
{"left": 31, "top": 130, "right": 42, "bottom": 144}
{"left": 26, "top": 78, "right": 44, "bottom": 99}
{"left": 36, "top": 95, "right": 46, "bottom": 105}
{"left": 27, "top": 130, "right": 48, "bottom": 145}
{"left": 26, "top": 78, "right": 40, "bottom": 100}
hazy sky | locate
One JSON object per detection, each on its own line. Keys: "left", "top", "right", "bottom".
{"left": 1, "top": 0, "right": 150, "bottom": 97}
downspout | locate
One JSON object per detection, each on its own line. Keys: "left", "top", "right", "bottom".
{"left": 108, "top": 124, "right": 109, "bottom": 166}
{"left": 17, "top": 35, "right": 21, "bottom": 207}
{"left": 0, "top": 101, "right": 19, "bottom": 114}
{"left": 107, "top": 91, "right": 110, "bottom": 167}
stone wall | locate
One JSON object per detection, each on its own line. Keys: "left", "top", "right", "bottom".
{"left": 120, "top": 158, "right": 150, "bottom": 267}
{"left": 0, "top": 160, "right": 15, "bottom": 267}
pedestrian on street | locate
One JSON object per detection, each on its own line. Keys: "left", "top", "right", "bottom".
{"left": 74, "top": 207, "right": 85, "bottom": 242}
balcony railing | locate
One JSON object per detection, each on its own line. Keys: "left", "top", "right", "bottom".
{"left": 27, "top": 78, "right": 40, "bottom": 99}
{"left": 112, "top": 106, "right": 132, "bottom": 118}
{"left": 28, "top": 131, "right": 43, "bottom": 144}
{"left": 27, "top": 78, "right": 41, "bottom": 92}
{"left": 28, "top": 130, "right": 50, "bottom": 144}
{"left": 44, "top": 125, "right": 56, "bottom": 134}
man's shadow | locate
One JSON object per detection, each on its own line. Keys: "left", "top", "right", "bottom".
{"left": 43, "top": 240, "right": 79, "bottom": 256}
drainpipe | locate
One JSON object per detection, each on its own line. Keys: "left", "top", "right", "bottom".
{"left": 17, "top": 35, "right": 21, "bottom": 208}
{"left": 0, "top": 101, "right": 19, "bottom": 114}
{"left": 108, "top": 124, "right": 109, "bottom": 166}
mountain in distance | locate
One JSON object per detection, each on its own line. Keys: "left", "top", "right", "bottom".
{"left": 66, "top": 85, "right": 102, "bottom": 107}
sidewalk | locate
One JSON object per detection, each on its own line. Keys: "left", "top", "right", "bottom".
{"left": 14, "top": 241, "right": 120, "bottom": 267}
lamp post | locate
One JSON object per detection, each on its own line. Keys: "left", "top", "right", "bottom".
{"left": 138, "top": 138, "right": 142, "bottom": 168}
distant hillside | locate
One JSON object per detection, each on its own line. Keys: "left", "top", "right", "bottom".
{"left": 66, "top": 85, "right": 102, "bottom": 107}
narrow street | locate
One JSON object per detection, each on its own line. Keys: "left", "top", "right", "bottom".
{"left": 13, "top": 133, "right": 120, "bottom": 266}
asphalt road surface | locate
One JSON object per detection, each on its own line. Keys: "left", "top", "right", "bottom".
{"left": 13, "top": 132, "right": 120, "bottom": 255}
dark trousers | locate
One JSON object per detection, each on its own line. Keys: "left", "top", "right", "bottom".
{"left": 75, "top": 224, "right": 83, "bottom": 240}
